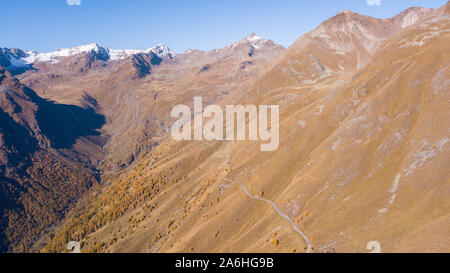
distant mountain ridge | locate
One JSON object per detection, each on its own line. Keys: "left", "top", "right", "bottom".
{"left": 0, "top": 43, "right": 175, "bottom": 75}
{"left": 0, "top": 32, "right": 280, "bottom": 77}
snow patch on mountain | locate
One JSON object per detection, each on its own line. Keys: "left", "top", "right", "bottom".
{"left": 226, "top": 32, "right": 269, "bottom": 50}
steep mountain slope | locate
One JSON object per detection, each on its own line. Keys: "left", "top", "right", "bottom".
{"left": 253, "top": 6, "right": 438, "bottom": 94}
{"left": 217, "top": 7, "right": 450, "bottom": 252}
{"left": 0, "top": 67, "right": 105, "bottom": 252}
{"left": 42, "top": 3, "right": 449, "bottom": 253}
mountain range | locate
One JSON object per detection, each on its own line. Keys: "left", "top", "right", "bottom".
{"left": 0, "top": 2, "right": 449, "bottom": 253}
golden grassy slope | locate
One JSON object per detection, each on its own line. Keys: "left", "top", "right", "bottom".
{"left": 45, "top": 5, "right": 449, "bottom": 253}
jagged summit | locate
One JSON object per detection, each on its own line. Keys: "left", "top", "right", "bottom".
{"left": 245, "top": 32, "right": 264, "bottom": 41}
{"left": 149, "top": 44, "right": 175, "bottom": 59}
{"left": 224, "top": 32, "right": 282, "bottom": 52}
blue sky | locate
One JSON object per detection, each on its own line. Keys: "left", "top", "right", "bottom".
{"left": 1, "top": 0, "right": 447, "bottom": 53}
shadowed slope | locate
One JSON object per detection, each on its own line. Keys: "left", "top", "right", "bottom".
{"left": 0, "top": 67, "right": 106, "bottom": 252}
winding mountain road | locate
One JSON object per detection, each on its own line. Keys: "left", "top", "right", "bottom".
{"left": 224, "top": 178, "right": 312, "bottom": 253}
{"left": 223, "top": 145, "right": 312, "bottom": 253}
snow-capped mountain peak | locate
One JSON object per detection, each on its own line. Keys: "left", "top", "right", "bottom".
{"left": 32, "top": 43, "right": 109, "bottom": 63}
{"left": 0, "top": 43, "right": 176, "bottom": 72}
{"left": 145, "top": 44, "right": 175, "bottom": 59}
{"left": 108, "top": 44, "right": 175, "bottom": 61}
{"left": 244, "top": 32, "right": 269, "bottom": 50}
{"left": 0, "top": 48, "right": 36, "bottom": 73}
{"left": 226, "top": 32, "right": 269, "bottom": 50}
{"left": 245, "top": 32, "right": 264, "bottom": 42}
